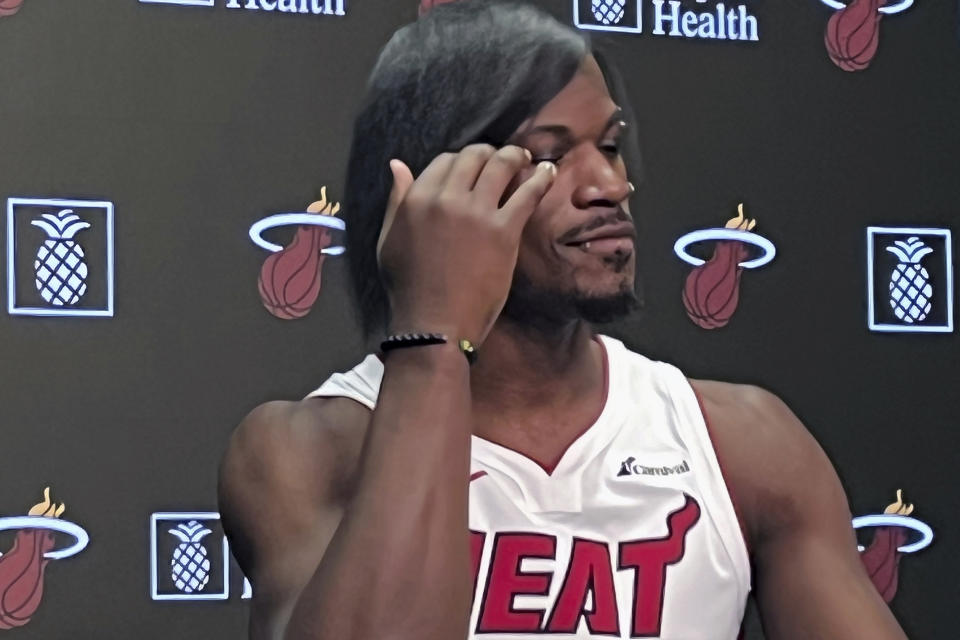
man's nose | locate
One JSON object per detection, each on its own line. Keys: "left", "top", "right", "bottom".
{"left": 570, "top": 145, "right": 632, "bottom": 209}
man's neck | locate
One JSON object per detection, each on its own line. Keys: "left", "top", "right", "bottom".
{"left": 469, "top": 317, "right": 604, "bottom": 433}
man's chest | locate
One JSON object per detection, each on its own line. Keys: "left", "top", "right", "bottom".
{"left": 464, "top": 462, "right": 744, "bottom": 639}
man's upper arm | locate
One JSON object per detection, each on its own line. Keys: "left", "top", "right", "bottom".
{"left": 217, "top": 399, "right": 363, "bottom": 640}
{"left": 695, "top": 382, "right": 907, "bottom": 640}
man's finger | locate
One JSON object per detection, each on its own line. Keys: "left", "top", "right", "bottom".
{"left": 500, "top": 161, "right": 556, "bottom": 235}
{"left": 444, "top": 144, "right": 498, "bottom": 193}
{"left": 472, "top": 145, "right": 531, "bottom": 205}
{"left": 377, "top": 159, "right": 415, "bottom": 264}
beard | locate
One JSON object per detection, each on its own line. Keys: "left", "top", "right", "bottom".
{"left": 500, "top": 267, "right": 642, "bottom": 328}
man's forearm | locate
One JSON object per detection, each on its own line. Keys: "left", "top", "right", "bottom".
{"left": 285, "top": 342, "right": 473, "bottom": 640}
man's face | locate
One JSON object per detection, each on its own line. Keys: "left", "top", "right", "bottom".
{"left": 501, "top": 54, "right": 639, "bottom": 326}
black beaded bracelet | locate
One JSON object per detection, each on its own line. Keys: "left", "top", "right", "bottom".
{"left": 380, "top": 332, "right": 477, "bottom": 365}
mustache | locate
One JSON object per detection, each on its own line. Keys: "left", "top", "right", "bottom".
{"left": 558, "top": 208, "right": 633, "bottom": 244}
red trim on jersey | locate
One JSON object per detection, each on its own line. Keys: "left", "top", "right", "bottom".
{"left": 691, "top": 387, "right": 752, "bottom": 555}
{"left": 469, "top": 470, "right": 488, "bottom": 482}
{"left": 473, "top": 335, "right": 610, "bottom": 476}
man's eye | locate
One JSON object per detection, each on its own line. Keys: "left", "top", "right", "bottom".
{"left": 600, "top": 144, "right": 620, "bottom": 155}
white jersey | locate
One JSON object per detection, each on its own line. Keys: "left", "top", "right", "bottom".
{"left": 306, "top": 334, "right": 750, "bottom": 639}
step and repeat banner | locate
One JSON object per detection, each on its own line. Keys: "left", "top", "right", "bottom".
{"left": 0, "top": 0, "right": 956, "bottom": 638}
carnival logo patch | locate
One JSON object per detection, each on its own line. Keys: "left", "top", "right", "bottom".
{"left": 617, "top": 456, "right": 691, "bottom": 477}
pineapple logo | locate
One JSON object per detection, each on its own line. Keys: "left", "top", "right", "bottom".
{"left": 7, "top": 197, "right": 114, "bottom": 317}
{"left": 30, "top": 209, "right": 91, "bottom": 307}
{"left": 885, "top": 237, "right": 933, "bottom": 324}
{"left": 150, "top": 512, "right": 229, "bottom": 600}
{"left": 867, "top": 227, "right": 953, "bottom": 333}
{"left": 169, "top": 521, "right": 212, "bottom": 594}
{"left": 574, "top": 0, "right": 641, "bottom": 33}
{"left": 591, "top": 0, "right": 625, "bottom": 25}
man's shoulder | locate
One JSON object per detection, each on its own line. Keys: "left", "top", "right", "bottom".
{"left": 689, "top": 378, "right": 793, "bottom": 426}
{"left": 236, "top": 394, "right": 369, "bottom": 449}
{"left": 686, "top": 378, "right": 837, "bottom": 540}
{"left": 220, "top": 395, "right": 372, "bottom": 507}
{"left": 218, "top": 396, "right": 372, "bottom": 571}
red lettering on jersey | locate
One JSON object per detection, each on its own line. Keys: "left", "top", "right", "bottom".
{"left": 476, "top": 532, "right": 557, "bottom": 633}
{"left": 545, "top": 538, "right": 620, "bottom": 635}
{"left": 470, "top": 530, "right": 486, "bottom": 600}
{"left": 618, "top": 494, "right": 701, "bottom": 637}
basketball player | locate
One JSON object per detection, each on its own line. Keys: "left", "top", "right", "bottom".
{"left": 218, "top": 2, "right": 909, "bottom": 639}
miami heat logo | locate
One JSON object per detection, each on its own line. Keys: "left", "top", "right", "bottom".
{"left": 0, "top": 488, "right": 89, "bottom": 629}
{"left": 248, "top": 187, "right": 345, "bottom": 320}
{"left": 418, "top": 0, "right": 459, "bottom": 16}
{"left": 819, "top": 0, "right": 914, "bottom": 71}
{"left": 857, "top": 490, "right": 932, "bottom": 602}
{"left": 675, "top": 204, "right": 776, "bottom": 330}
{"left": 0, "top": 0, "right": 24, "bottom": 18}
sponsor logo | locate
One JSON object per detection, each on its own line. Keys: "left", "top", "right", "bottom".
{"left": 617, "top": 456, "right": 691, "bottom": 477}
{"left": 6, "top": 198, "right": 115, "bottom": 318}
{"left": 149, "top": 511, "right": 253, "bottom": 601}
{"left": 867, "top": 227, "right": 953, "bottom": 333}
{"left": 0, "top": 488, "right": 90, "bottom": 629}
{"left": 150, "top": 512, "right": 230, "bottom": 600}
{"left": 819, "top": 0, "right": 913, "bottom": 72}
{"left": 856, "top": 490, "right": 932, "bottom": 602}
{"left": 139, "top": 0, "right": 346, "bottom": 16}
{"left": 675, "top": 203, "right": 775, "bottom": 330}
{"left": 574, "top": 0, "right": 642, "bottom": 33}
{"left": 249, "top": 188, "right": 345, "bottom": 320}
{"left": 574, "top": 0, "right": 759, "bottom": 42}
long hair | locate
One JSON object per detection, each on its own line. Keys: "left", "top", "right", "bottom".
{"left": 343, "top": 0, "right": 640, "bottom": 340}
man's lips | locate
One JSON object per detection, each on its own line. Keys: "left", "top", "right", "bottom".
{"left": 563, "top": 221, "right": 635, "bottom": 244}
{"left": 564, "top": 236, "right": 635, "bottom": 255}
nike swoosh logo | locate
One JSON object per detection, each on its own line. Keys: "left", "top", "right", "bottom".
{"left": 470, "top": 470, "right": 488, "bottom": 483}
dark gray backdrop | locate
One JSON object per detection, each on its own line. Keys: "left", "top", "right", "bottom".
{"left": 0, "top": 0, "right": 956, "bottom": 638}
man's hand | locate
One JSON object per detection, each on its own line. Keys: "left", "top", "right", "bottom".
{"left": 377, "top": 144, "right": 556, "bottom": 345}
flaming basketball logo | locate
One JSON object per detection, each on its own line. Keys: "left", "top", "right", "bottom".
{"left": 0, "top": 488, "right": 89, "bottom": 629}
{"left": 418, "top": 0, "right": 460, "bottom": 16}
{"left": 251, "top": 187, "right": 344, "bottom": 320}
{"left": 858, "top": 490, "right": 931, "bottom": 602}
{"left": 0, "top": 0, "right": 24, "bottom": 18}
{"left": 825, "top": 0, "right": 884, "bottom": 71}
{"left": 676, "top": 204, "right": 775, "bottom": 330}
{"left": 819, "top": 0, "right": 914, "bottom": 72}
{"left": 682, "top": 206, "right": 754, "bottom": 329}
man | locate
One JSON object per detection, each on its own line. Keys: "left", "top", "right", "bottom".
{"left": 218, "top": 2, "right": 909, "bottom": 639}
